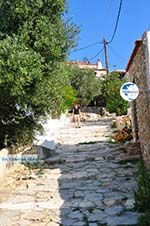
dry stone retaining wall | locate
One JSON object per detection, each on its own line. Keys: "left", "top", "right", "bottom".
{"left": 127, "top": 31, "right": 150, "bottom": 164}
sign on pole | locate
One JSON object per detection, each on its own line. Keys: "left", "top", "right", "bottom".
{"left": 120, "top": 82, "right": 139, "bottom": 102}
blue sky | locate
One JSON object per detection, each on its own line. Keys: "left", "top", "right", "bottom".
{"left": 68, "top": 0, "right": 150, "bottom": 70}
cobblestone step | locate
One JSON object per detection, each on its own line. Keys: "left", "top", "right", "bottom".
{"left": 0, "top": 119, "right": 140, "bottom": 226}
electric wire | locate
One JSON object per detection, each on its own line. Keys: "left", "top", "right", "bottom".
{"left": 87, "top": 47, "right": 104, "bottom": 61}
{"left": 108, "top": 45, "right": 126, "bottom": 63}
{"left": 108, "top": 0, "right": 123, "bottom": 44}
{"left": 69, "top": 41, "right": 102, "bottom": 54}
{"left": 69, "top": 0, "right": 123, "bottom": 66}
{"left": 103, "top": 0, "right": 114, "bottom": 25}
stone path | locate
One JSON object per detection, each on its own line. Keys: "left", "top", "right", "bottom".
{"left": 0, "top": 118, "right": 140, "bottom": 226}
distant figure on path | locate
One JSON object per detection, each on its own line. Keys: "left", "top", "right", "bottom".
{"left": 73, "top": 103, "right": 81, "bottom": 128}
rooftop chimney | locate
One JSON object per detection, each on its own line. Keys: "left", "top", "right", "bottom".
{"left": 97, "top": 59, "right": 102, "bottom": 69}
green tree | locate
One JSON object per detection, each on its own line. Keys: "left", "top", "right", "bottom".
{"left": 69, "top": 65, "right": 101, "bottom": 107}
{"left": 0, "top": 0, "right": 78, "bottom": 148}
{"left": 100, "top": 72, "right": 128, "bottom": 116}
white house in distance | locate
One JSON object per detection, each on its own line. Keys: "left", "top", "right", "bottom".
{"left": 68, "top": 59, "right": 107, "bottom": 79}
{"left": 68, "top": 59, "right": 126, "bottom": 79}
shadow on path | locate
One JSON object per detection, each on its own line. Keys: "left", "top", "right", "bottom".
{"left": 0, "top": 119, "right": 140, "bottom": 226}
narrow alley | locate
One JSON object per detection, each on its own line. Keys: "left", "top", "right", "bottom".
{"left": 0, "top": 118, "right": 140, "bottom": 226}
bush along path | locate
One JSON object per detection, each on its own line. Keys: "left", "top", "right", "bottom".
{"left": 0, "top": 117, "right": 141, "bottom": 226}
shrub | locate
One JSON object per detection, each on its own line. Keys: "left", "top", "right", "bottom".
{"left": 137, "top": 210, "right": 150, "bottom": 226}
{"left": 134, "top": 160, "right": 150, "bottom": 212}
{"left": 69, "top": 65, "right": 102, "bottom": 107}
{"left": 99, "top": 72, "right": 129, "bottom": 116}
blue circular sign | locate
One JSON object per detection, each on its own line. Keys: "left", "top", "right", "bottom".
{"left": 120, "top": 82, "right": 139, "bottom": 102}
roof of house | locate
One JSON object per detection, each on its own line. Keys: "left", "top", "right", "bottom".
{"left": 112, "top": 69, "right": 126, "bottom": 75}
{"left": 68, "top": 61, "right": 97, "bottom": 66}
{"left": 126, "top": 40, "right": 142, "bottom": 72}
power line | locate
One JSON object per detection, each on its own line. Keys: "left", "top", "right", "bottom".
{"left": 108, "top": 45, "right": 126, "bottom": 63}
{"left": 103, "top": 0, "right": 114, "bottom": 24}
{"left": 87, "top": 47, "right": 104, "bottom": 61}
{"left": 69, "top": 41, "right": 102, "bottom": 54}
{"left": 108, "top": 0, "right": 123, "bottom": 44}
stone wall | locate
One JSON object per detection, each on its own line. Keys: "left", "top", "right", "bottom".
{"left": 127, "top": 31, "right": 150, "bottom": 164}
{"left": 0, "top": 147, "right": 38, "bottom": 183}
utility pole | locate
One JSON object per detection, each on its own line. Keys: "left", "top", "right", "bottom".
{"left": 103, "top": 38, "right": 109, "bottom": 74}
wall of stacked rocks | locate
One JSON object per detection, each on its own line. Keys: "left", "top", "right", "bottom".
{"left": 127, "top": 33, "right": 150, "bottom": 164}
